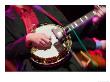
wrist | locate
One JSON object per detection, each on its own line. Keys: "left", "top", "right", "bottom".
{"left": 26, "top": 33, "right": 32, "bottom": 48}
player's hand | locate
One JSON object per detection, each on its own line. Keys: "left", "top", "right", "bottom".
{"left": 92, "top": 5, "right": 106, "bottom": 25}
{"left": 26, "top": 33, "right": 52, "bottom": 50}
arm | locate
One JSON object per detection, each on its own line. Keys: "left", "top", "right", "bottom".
{"left": 5, "top": 32, "right": 30, "bottom": 59}
{"left": 6, "top": 30, "right": 52, "bottom": 59}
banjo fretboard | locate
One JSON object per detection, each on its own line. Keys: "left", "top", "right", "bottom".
{"left": 64, "top": 10, "right": 96, "bottom": 33}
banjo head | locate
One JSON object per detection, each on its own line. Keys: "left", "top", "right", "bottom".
{"left": 31, "top": 24, "right": 72, "bottom": 67}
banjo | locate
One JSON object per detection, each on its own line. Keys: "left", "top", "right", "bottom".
{"left": 30, "top": 6, "right": 105, "bottom": 67}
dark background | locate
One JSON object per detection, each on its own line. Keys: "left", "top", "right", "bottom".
{"left": 56, "top": 5, "right": 93, "bottom": 22}
{"left": 56, "top": 5, "right": 106, "bottom": 40}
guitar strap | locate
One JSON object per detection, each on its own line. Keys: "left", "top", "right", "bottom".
{"left": 32, "top": 5, "right": 63, "bottom": 26}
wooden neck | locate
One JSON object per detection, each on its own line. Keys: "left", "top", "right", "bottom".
{"left": 64, "top": 10, "right": 96, "bottom": 34}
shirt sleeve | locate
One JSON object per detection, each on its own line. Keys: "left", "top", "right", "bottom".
{"left": 5, "top": 35, "right": 31, "bottom": 59}
{"left": 5, "top": 17, "right": 31, "bottom": 59}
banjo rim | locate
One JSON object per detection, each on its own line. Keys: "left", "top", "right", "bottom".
{"left": 30, "top": 24, "right": 72, "bottom": 66}
{"left": 31, "top": 50, "right": 70, "bottom": 66}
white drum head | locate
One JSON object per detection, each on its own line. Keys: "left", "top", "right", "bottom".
{"left": 32, "top": 24, "right": 60, "bottom": 58}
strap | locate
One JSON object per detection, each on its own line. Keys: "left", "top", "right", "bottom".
{"left": 32, "top": 5, "right": 63, "bottom": 26}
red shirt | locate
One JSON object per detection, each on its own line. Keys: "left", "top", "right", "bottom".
{"left": 15, "top": 6, "right": 39, "bottom": 33}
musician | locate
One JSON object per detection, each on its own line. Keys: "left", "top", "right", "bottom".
{"left": 5, "top": 5, "right": 105, "bottom": 71}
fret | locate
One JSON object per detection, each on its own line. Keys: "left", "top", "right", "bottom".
{"left": 93, "top": 11, "right": 96, "bottom": 15}
{"left": 62, "top": 6, "right": 106, "bottom": 36}
{"left": 67, "top": 22, "right": 76, "bottom": 29}
{"left": 75, "top": 19, "right": 82, "bottom": 27}
{"left": 65, "top": 11, "right": 95, "bottom": 31}
{"left": 86, "top": 11, "right": 95, "bottom": 19}
{"left": 70, "top": 24, "right": 75, "bottom": 29}
{"left": 80, "top": 16, "right": 87, "bottom": 22}
{"left": 65, "top": 10, "right": 95, "bottom": 30}
{"left": 74, "top": 22, "right": 78, "bottom": 27}
{"left": 80, "top": 18, "right": 84, "bottom": 22}
{"left": 84, "top": 15, "right": 88, "bottom": 20}
{"left": 71, "top": 23, "right": 76, "bottom": 28}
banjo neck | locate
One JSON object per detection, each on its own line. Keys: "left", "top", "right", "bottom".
{"left": 52, "top": 5, "right": 105, "bottom": 41}
{"left": 64, "top": 10, "right": 96, "bottom": 33}
{"left": 64, "top": 5, "right": 106, "bottom": 33}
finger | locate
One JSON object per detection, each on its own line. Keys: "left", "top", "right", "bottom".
{"left": 35, "top": 41, "right": 52, "bottom": 50}
{"left": 35, "top": 43, "right": 47, "bottom": 50}
{"left": 97, "top": 11, "right": 102, "bottom": 17}
{"left": 40, "top": 40, "right": 47, "bottom": 46}
{"left": 94, "top": 6, "right": 106, "bottom": 17}
{"left": 94, "top": 5, "right": 100, "bottom": 10}
{"left": 43, "top": 34, "right": 51, "bottom": 40}
{"left": 98, "top": 6, "right": 106, "bottom": 13}
{"left": 40, "top": 40, "right": 50, "bottom": 49}
{"left": 41, "top": 37, "right": 51, "bottom": 44}
{"left": 40, "top": 40, "right": 51, "bottom": 47}
{"left": 32, "top": 40, "right": 45, "bottom": 48}
{"left": 41, "top": 39, "right": 52, "bottom": 48}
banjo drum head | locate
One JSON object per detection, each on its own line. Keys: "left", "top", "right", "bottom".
{"left": 31, "top": 24, "right": 71, "bottom": 66}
